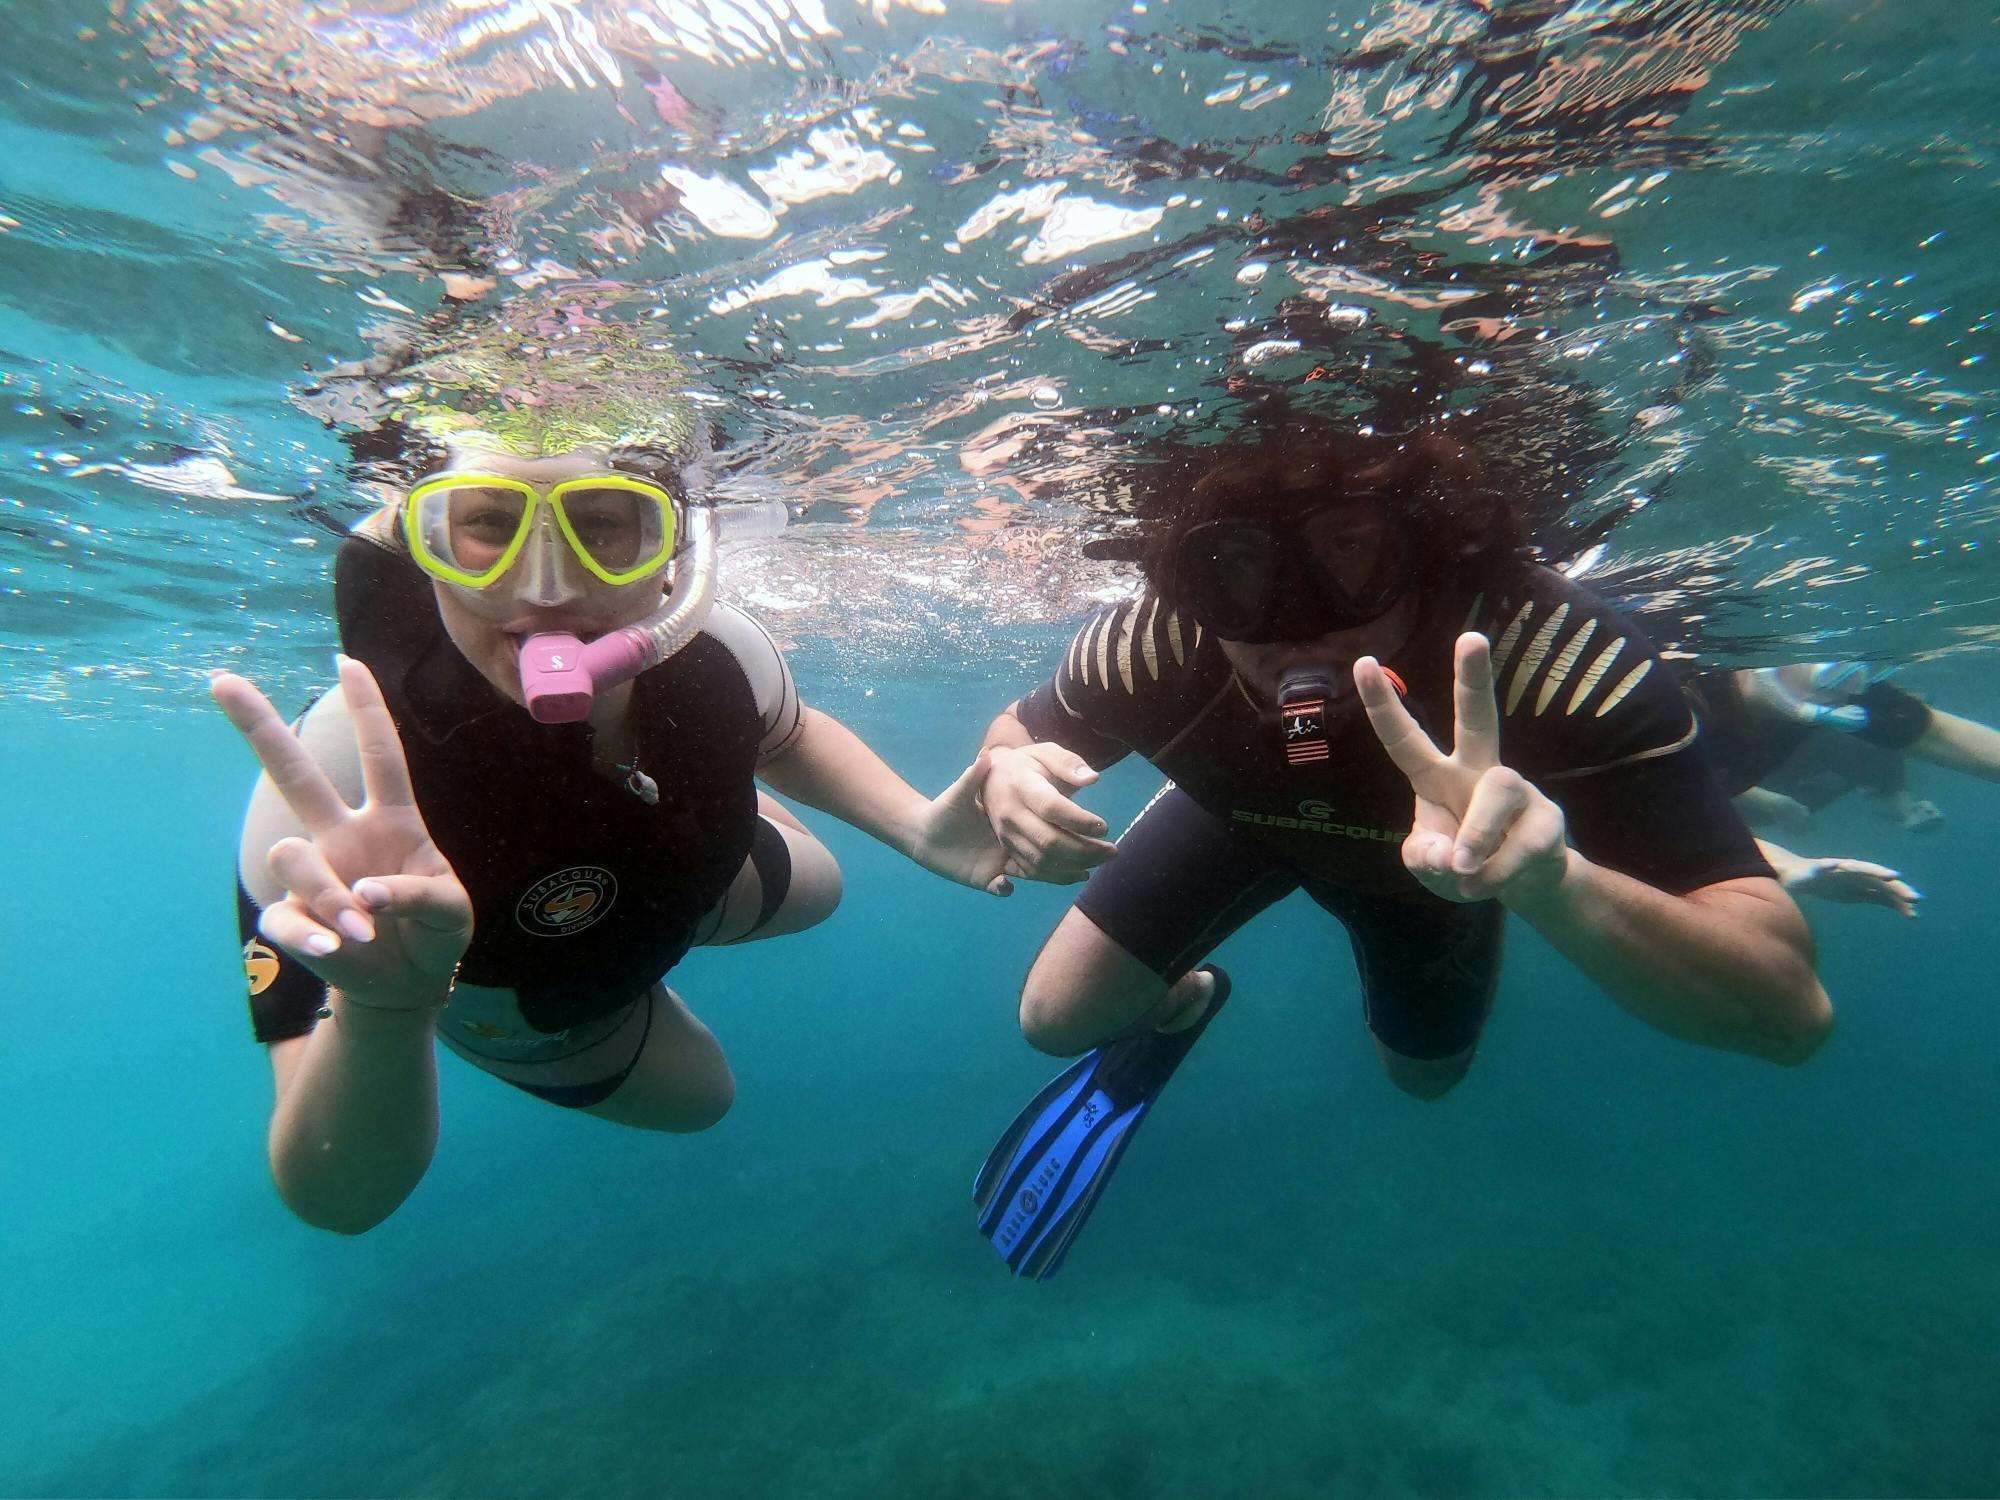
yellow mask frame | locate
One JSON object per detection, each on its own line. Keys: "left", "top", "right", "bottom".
{"left": 402, "top": 474, "right": 679, "bottom": 589}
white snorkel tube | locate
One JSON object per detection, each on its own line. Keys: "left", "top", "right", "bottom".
{"left": 517, "top": 506, "right": 719, "bottom": 724}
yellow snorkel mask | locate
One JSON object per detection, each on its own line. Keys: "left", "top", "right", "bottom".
{"left": 403, "top": 472, "right": 681, "bottom": 591}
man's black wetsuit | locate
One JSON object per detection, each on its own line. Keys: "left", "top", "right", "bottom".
{"left": 1015, "top": 564, "right": 1771, "bottom": 1060}
{"left": 237, "top": 534, "right": 803, "bottom": 1104}
{"left": 1685, "top": 669, "right": 1933, "bottom": 810}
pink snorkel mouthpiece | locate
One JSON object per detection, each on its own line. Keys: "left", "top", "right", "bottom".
{"left": 517, "top": 509, "right": 719, "bottom": 725}
{"left": 519, "top": 630, "right": 653, "bottom": 724}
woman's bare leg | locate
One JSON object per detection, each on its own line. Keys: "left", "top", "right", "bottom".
{"left": 581, "top": 985, "right": 737, "bottom": 1132}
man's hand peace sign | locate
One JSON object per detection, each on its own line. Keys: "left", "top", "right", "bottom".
{"left": 1354, "top": 632, "right": 1572, "bottom": 909}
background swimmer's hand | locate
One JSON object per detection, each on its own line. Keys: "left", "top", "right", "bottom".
{"left": 212, "top": 656, "right": 473, "bottom": 1009}
{"left": 1765, "top": 845, "right": 1922, "bottom": 919}
{"left": 1356, "top": 632, "right": 1570, "bottom": 909}
{"left": 979, "top": 743, "right": 1118, "bottom": 886}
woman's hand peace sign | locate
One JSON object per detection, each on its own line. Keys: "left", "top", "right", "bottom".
{"left": 1353, "top": 632, "right": 1572, "bottom": 910}
{"left": 213, "top": 655, "right": 473, "bottom": 1010}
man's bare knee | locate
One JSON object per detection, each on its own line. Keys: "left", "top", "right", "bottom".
{"left": 1018, "top": 980, "right": 1097, "bottom": 1057}
{"left": 1017, "top": 910, "right": 1174, "bottom": 1057}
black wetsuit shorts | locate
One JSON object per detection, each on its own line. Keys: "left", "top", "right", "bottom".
{"left": 1076, "top": 786, "right": 1503, "bottom": 1061}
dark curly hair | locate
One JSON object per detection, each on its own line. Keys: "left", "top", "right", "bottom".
{"left": 1136, "top": 414, "right": 1529, "bottom": 610}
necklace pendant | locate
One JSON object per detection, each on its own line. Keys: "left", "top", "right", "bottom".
{"left": 627, "top": 767, "right": 660, "bottom": 805}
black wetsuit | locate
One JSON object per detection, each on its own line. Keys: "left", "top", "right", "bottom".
{"left": 238, "top": 536, "right": 802, "bottom": 1100}
{"left": 1685, "top": 669, "right": 1932, "bottom": 809}
{"left": 1016, "top": 564, "right": 1770, "bottom": 1059}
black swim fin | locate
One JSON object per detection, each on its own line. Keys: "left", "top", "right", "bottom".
{"left": 972, "top": 967, "right": 1232, "bottom": 1280}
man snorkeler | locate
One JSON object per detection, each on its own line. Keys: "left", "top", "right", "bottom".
{"left": 966, "top": 416, "right": 1833, "bottom": 1278}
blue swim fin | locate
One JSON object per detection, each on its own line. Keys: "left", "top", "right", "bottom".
{"left": 972, "top": 967, "right": 1232, "bottom": 1280}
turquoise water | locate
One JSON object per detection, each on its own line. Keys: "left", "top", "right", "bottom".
{"left": 4, "top": 2, "right": 1999, "bottom": 1495}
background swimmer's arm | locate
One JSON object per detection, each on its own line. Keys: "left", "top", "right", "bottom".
{"left": 758, "top": 706, "right": 1013, "bottom": 893}
{"left": 1910, "top": 709, "right": 2000, "bottom": 782}
{"left": 968, "top": 614, "right": 1140, "bottom": 884}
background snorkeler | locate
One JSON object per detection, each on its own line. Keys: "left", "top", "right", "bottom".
{"left": 1688, "top": 660, "right": 2000, "bottom": 920}
{"left": 217, "top": 314, "right": 1016, "bottom": 1234}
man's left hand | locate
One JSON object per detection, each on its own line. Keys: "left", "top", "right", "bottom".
{"left": 1355, "top": 632, "right": 1570, "bottom": 909}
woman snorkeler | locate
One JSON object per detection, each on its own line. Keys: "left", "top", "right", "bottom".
{"left": 217, "top": 319, "right": 1013, "bottom": 1234}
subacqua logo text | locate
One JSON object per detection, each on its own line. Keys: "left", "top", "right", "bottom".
{"left": 516, "top": 866, "right": 619, "bottom": 937}
{"left": 1230, "top": 799, "right": 1403, "bottom": 842}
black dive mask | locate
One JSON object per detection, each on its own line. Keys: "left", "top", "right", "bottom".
{"left": 1172, "top": 497, "right": 1413, "bottom": 644}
